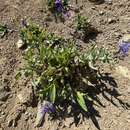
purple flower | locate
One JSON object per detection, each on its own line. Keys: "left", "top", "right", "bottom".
{"left": 35, "top": 101, "right": 55, "bottom": 127}
{"left": 55, "top": 0, "right": 63, "bottom": 12}
{"left": 41, "top": 101, "right": 55, "bottom": 114}
{"left": 63, "top": 10, "right": 71, "bottom": 19}
{"left": 119, "top": 40, "right": 130, "bottom": 56}
{"left": 54, "top": 0, "right": 70, "bottom": 19}
{"left": 21, "top": 19, "right": 28, "bottom": 27}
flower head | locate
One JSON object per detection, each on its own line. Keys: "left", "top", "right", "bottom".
{"left": 119, "top": 40, "right": 130, "bottom": 56}
{"left": 35, "top": 101, "right": 55, "bottom": 127}
{"left": 21, "top": 19, "right": 28, "bottom": 27}
{"left": 55, "top": 0, "right": 63, "bottom": 12}
{"left": 41, "top": 101, "right": 55, "bottom": 114}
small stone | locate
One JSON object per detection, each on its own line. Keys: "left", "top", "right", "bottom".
{"left": 115, "top": 110, "right": 122, "bottom": 117}
{"left": 28, "top": 112, "right": 32, "bottom": 117}
{"left": 8, "top": 119, "right": 13, "bottom": 127}
{"left": 99, "top": 11, "right": 104, "bottom": 15}
{"left": 25, "top": 111, "right": 28, "bottom": 115}
{"left": 105, "top": 0, "right": 112, "bottom": 4}
{"left": 108, "top": 18, "right": 116, "bottom": 24}
{"left": 122, "top": 34, "right": 130, "bottom": 43}
{"left": 16, "top": 39, "right": 25, "bottom": 49}
{"left": 64, "top": 117, "right": 74, "bottom": 128}
{"left": 114, "top": 32, "right": 121, "bottom": 38}
{"left": 91, "top": 6, "right": 96, "bottom": 10}
{"left": 17, "top": 87, "right": 33, "bottom": 106}
{"left": 1, "top": 111, "right": 5, "bottom": 115}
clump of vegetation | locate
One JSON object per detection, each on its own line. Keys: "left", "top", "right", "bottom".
{"left": 0, "top": 24, "right": 8, "bottom": 38}
{"left": 74, "top": 14, "right": 98, "bottom": 41}
{"left": 17, "top": 23, "right": 111, "bottom": 114}
{"left": 47, "top": 0, "right": 70, "bottom": 20}
{"left": 76, "top": 14, "right": 92, "bottom": 32}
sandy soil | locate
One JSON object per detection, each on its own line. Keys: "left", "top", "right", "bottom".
{"left": 0, "top": 0, "right": 130, "bottom": 130}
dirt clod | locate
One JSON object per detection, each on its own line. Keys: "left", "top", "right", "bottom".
{"left": 17, "top": 87, "right": 34, "bottom": 106}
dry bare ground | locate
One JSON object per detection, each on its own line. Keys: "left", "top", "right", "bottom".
{"left": 0, "top": 0, "right": 130, "bottom": 130}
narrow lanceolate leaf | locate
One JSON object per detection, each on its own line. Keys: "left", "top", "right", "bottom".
{"left": 50, "top": 84, "right": 56, "bottom": 103}
{"left": 15, "top": 72, "right": 22, "bottom": 80}
{"left": 76, "top": 91, "right": 88, "bottom": 112}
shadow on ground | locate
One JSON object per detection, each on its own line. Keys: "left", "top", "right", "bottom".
{"left": 51, "top": 72, "right": 130, "bottom": 130}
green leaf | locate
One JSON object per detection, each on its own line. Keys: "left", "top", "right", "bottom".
{"left": 50, "top": 84, "right": 56, "bottom": 103}
{"left": 76, "top": 91, "right": 88, "bottom": 112}
{"left": 15, "top": 72, "right": 22, "bottom": 80}
{"left": 0, "top": 24, "right": 7, "bottom": 38}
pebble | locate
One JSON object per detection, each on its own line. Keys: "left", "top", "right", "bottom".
{"left": 105, "top": 0, "right": 112, "bottom": 4}
{"left": 99, "top": 11, "right": 104, "bottom": 15}
{"left": 64, "top": 117, "right": 74, "bottom": 128}
{"left": 25, "top": 111, "right": 28, "bottom": 115}
{"left": 8, "top": 119, "right": 13, "bottom": 127}
{"left": 122, "top": 34, "right": 130, "bottom": 43}
{"left": 17, "top": 87, "right": 33, "bottom": 106}
{"left": 108, "top": 18, "right": 116, "bottom": 24}
{"left": 91, "top": 7, "right": 96, "bottom": 10}
{"left": 114, "top": 32, "right": 121, "bottom": 38}
{"left": 1, "top": 111, "right": 5, "bottom": 115}
{"left": 16, "top": 39, "right": 25, "bottom": 49}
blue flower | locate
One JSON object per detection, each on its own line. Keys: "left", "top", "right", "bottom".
{"left": 53, "top": 0, "right": 71, "bottom": 20}
{"left": 41, "top": 101, "right": 55, "bottom": 114}
{"left": 55, "top": 0, "right": 63, "bottom": 12}
{"left": 35, "top": 101, "right": 55, "bottom": 127}
{"left": 21, "top": 19, "right": 28, "bottom": 27}
{"left": 119, "top": 41, "right": 130, "bottom": 56}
